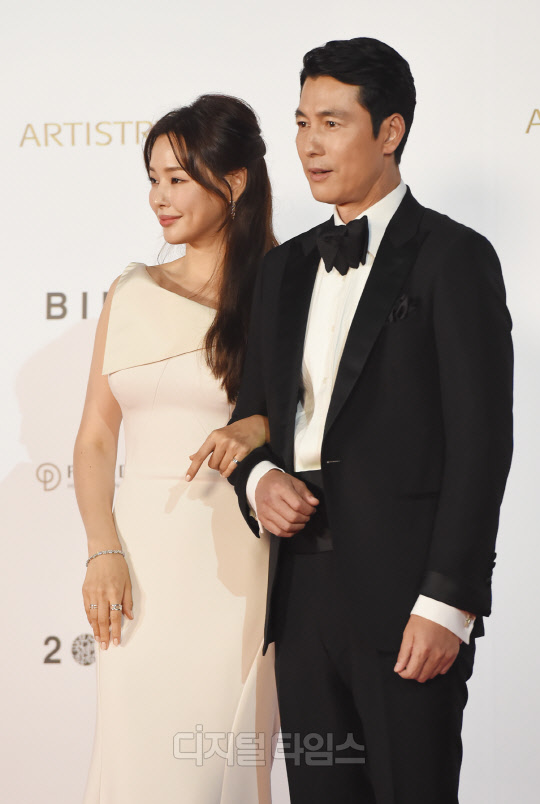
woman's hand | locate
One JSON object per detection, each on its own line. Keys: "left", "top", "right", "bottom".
{"left": 82, "top": 554, "right": 134, "bottom": 650}
{"left": 186, "top": 414, "right": 270, "bottom": 481}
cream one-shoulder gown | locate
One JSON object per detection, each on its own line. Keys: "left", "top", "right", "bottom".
{"left": 83, "top": 263, "right": 278, "bottom": 804}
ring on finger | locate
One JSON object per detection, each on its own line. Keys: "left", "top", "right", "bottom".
{"left": 89, "top": 604, "right": 98, "bottom": 609}
{"left": 231, "top": 456, "right": 241, "bottom": 465}
{"left": 110, "top": 603, "right": 123, "bottom": 612}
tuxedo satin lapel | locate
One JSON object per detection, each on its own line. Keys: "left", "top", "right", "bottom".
{"left": 324, "top": 194, "right": 425, "bottom": 438}
{"left": 274, "top": 237, "right": 320, "bottom": 469}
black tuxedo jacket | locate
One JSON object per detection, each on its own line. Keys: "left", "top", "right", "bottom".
{"left": 229, "top": 189, "right": 513, "bottom": 653}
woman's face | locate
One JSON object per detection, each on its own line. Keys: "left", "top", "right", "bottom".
{"left": 148, "top": 134, "right": 227, "bottom": 247}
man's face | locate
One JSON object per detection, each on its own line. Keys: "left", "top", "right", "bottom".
{"left": 296, "top": 75, "right": 391, "bottom": 217}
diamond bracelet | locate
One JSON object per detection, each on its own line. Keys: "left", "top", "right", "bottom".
{"left": 86, "top": 549, "right": 125, "bottom": 568}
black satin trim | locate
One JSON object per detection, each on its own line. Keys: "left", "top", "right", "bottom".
{"left": 274, "top": 241, "right": 320, "bottom": 470}
{"left": 419, "top": 569, "right": 492, "bottom": 617}
{"left": 324, "top": 233, "right": 424, "bottom": 439}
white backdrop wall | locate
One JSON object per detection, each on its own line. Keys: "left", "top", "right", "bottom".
{"left": 1, "top": 1, "right": 539, "bottom": 801}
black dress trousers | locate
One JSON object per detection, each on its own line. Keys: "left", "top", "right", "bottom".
{"left": 272, "top": 477, "right": 475, "bottom": 804}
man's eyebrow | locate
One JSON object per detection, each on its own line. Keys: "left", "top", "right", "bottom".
{"left": 295, "top": 108, "right": 350, "bottom": 119}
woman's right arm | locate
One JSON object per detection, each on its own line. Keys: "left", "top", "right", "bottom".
{"left": 73, "top": 278, "right": 133, "bottom": 650}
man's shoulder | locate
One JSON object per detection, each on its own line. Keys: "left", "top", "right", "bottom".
{"left": 263, "top": 219, "right": 326, "bottom": 265}
{"left": 413, "top": 200, "right": 501, "bottom": 276}
{"left": 420, "top": 204, "right": 494, "bottom": 251}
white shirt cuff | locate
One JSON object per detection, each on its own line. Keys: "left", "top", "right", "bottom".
{"left": 411, "top": 594, "right": 475, "bottom": 644}
{"left": 246, "top": 461, "right": 284, "bottom": 531}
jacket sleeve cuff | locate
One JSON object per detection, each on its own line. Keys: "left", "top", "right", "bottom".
{"left": 419, "top": 569, "right": 491, "bottom": 617}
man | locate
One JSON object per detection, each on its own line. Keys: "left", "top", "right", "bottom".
{"left": 229, "top": 37, "right": 513, "bottom": 803}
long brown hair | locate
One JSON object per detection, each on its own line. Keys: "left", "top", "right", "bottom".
{"left": 143, "top": 95, "right": 277, "bottom": 402}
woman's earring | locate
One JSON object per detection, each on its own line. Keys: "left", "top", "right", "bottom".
{"left": 230, "top": 201, "right": 236, "bottom": 220}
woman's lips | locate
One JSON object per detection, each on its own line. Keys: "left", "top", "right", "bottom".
{"left": 159, "top": 216, "right": 180, "bottom": 227}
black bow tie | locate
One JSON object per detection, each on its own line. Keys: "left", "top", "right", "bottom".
{"left": 316, "top": 215, "right": 369, "bottom": 276}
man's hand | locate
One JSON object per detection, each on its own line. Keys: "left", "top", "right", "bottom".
{"left": 394, "top": 614, "right": 461, "bottom": 683}
{"left": 255, "top": 470, "right": 319, "bottom": 537}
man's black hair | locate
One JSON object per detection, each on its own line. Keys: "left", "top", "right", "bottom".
{"left": 300, "top": 37, "right": 416, "bottom": 164}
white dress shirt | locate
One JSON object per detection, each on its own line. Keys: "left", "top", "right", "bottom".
{"left": 246, "top": 181, "right": 474, "bottom": 643}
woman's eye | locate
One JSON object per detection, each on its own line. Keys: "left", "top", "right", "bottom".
{"left": 171, "top": 177, "right": 184, "bottom": 184}
{"left": 149, "top": 177, "right": 157, "bottom": 184}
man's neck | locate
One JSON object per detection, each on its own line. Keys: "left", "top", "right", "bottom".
{"left": 336, "top": 169, "right": 401, "bottom": 224}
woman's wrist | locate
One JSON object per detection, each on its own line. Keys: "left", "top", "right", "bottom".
{"left": 87, "top": 531, "right": 122, "bottom": 555}
{"left": 86, "top": 549, "right": 125, "bottom": 568}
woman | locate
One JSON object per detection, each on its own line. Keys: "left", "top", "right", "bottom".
{"left": 74, "top": 95, "right": 279, "bottom": 804}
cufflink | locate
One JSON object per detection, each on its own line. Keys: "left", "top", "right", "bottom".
{"left": 464, "top": 614, "right": 474, "bottom": 628}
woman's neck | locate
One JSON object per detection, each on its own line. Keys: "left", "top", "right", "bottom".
{"left": 160, "top": 235, "right": 225, "bottom": 305}
{"left": 183, "top": 239, "right": 224, "bottom": 288}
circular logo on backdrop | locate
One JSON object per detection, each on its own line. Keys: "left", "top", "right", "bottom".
{"left": 36, "top": 463, "right": 61, "bottom": 491}
{"left": 71, "top": 634, "right": 95, "bottom": 666}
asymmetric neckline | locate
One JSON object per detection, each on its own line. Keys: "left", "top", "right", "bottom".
{"left": 143, "top": 265, "right": 218, "bottom": 311}
{"left": 102, "top": 262, "right": 215, "bottom": 375}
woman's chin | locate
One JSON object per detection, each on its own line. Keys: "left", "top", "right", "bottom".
{"left": 163, "top": 232, "right": 185, "bottom": 246}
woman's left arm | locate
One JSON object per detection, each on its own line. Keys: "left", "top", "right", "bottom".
{"left": 186, "top": 415, "right": 270, "bottom": 481}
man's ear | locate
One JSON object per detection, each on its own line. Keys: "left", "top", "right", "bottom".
{"left": 381, "top": 113, "right": 406, "bottom": 157}
{"left": 226, "top": 167, "right": 248, "bottom": 201}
